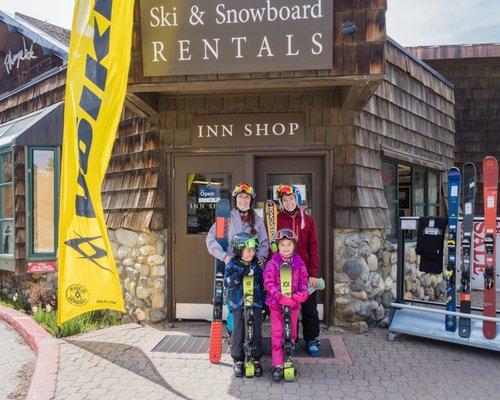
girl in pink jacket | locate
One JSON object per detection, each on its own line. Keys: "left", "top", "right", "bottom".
{"left": 263, "top": 229, "right": 309, "bottom": 381}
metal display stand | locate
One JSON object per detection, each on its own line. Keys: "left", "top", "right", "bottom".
{"left": 388, "top": 216, "right": 500, "bottom": 351}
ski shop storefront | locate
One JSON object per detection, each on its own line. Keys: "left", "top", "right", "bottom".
{"left": 109, "top": 0, "right": 455, "bottom": 326}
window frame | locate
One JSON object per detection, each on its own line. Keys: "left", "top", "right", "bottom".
{"left": 0, "top": 146, "right": 14, "bottom": 257}
{"left": 27, "top": 146, "right": 60, "bottom": 260}
{"left": 382, "top": 157, "right": 441, "bottom": 240}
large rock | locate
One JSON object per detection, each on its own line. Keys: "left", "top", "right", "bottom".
{"left": 344, "top": 234, "right": 360, "bottom": 248}
{"left": 129, "top": 281, "right": 137, "bottom": 297}
{"left": 381, "top": 290, "right": 394, "bottom": 308}
{"left": 149, "top": 309, "right": 167, "bottom": 323}
{"left": 334, "top": 272, "right": 352, "bottom": 284}
{"left": 359, "top": 243, "right": 372, "bottom": 258}
{"left": 138, "top": 233, "right": 149, "bottom": 246}
{"left": 151, "top": 265, "right": 166, "bottom": 277}
{"left": 152, "top": 278, "right": 165, "bottom": 292}
{"left": 155, "top": 240, "right": 165, "bottom": 256}
{"left": 140, "top": 245, "right": 157, "bottom": 256}
{"left": 343, "top": 245, "right": 358, "bottom": 260}
{"left": 343, "top": 260, "right": 364, "bottom": 280}
{"left": 116, "top": 228, "right": 139, "bottom": 247}
{"left": 135, "top": 308, "right": 147, "bottom": 321}
{"left": 390, "top": 264, "right": 397, "bottom": 282}
{"left": 117, "top": 246, "right": 131, "bottom": 260}
{"left": 369, "top": 235, "right": 382, "bottom": 253}
{"left": 148, "top": 255, "right": 166, "bottom": 266}
{"left": 367, "top": 254, "right": 378, "bottom": 272}
{"left": 136, "top": 286, "right": 152, "bottom": 299}
{"left": 151, "top": 293, "right": 165, "bottom": 309}
{"left": 122, "top": 258, "right": 135, "bottom": 267}
{"left": 126, "top": 267, "right": 140, "bottom": 281}
{"left": 405, "top": 247, "right": 417, "bottom": 264}
{"left": 334, "top": 296, "right": 350, "bottom": 305}
{"left": 139, "top": 264, "right": 150, "bottom": 276}
{"left": 359, "top": 258, "right": 370, "bottom": 280}
{"left": 351, "top": 291, "right": 368, "bottom": 301}
{"left": 336, "top": 302, "right": 363, "bottom": 322}
{"left": 133, "top": 298, "right": 148, "bottom": 308}
{"left": 334, "top": 283, "right": 350, "bottom": 296}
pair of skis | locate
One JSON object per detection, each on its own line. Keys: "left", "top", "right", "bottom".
{"left": 280, "top": 262, "right": 296, "bottom": 382}
{"left": 446, "top": 156, "right": 498, "bottom": 339}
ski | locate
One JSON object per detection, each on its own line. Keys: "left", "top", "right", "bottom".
{"left": 445, "top": 167, "right": 461, "bottom": 332}
{"left": 265, "top": 200, "right": 278, "bottom": 253}
{"left": 280, "top": 262, "right": 295, "bottom": 382}
{"left": 482, "top": 156, "right": 498, "bottom": 339}
{"left": 208, "top": 199, "right": 231, "bottom": 363}
{"left": 243, "top": 272, "right": 255, "bottom": 377}
{"left": 458, "top": 162, "right": 476, "bottom": 338}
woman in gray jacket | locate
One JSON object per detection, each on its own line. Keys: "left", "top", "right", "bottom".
{"left": 206, "top": 183, "right": 269, "bottom": 337}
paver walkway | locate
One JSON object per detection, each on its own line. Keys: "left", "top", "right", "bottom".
{"left": 0, "top": 320, "right": 35, "bottom": 400}
{"left": 53, "top": 321, "right": 500, "bottom": 400}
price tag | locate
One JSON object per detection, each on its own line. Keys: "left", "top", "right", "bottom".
{"left": 465, "top": 202, "right": 472, "bottom": 214}
{"left": 451, "top": 186, "right": 458, "bottom": 197}
{"left": 487, "top": 196, "right": 494, "bottom": 208}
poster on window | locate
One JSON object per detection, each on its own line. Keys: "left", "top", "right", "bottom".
{"left": 457, "top": 219, "right": 500, "bottom": 292}
{"left": 197, "top": 184, "right": 221, "bottom": 203}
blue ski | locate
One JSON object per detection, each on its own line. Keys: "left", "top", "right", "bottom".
{"left": 445, "top": 167, "right": 461, "bottom": 332}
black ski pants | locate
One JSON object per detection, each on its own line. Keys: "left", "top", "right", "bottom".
{"left": 231, "top": 307, "right": 263, "bottom": 362}
{"left": 300, "top": 292, "right": 320, "bottom": 341}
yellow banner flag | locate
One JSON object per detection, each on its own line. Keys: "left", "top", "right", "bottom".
{"left": 57, "top": 0, "right": 134, "bottom": 325}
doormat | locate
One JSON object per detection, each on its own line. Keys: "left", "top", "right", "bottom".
{"left": 152, "top": 335, "right": 334, "bottom": 359}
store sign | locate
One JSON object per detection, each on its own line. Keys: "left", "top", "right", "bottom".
{"left": 3, "top": 38, "right": 38, "bottom": 75}
{"left": 27, "top": 261, "right": 57, "bottom": 273}
{"left": 198, "top": 184, "right": 221, "bottom": 203}
{"left": 191, "top": 113, "right": 304, "bottom": 147}
{"left": 140, "top": 0, "right": 333, "bottom": 76}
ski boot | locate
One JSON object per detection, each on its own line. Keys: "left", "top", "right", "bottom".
{"left": 233, "top": 361, "right": 244, "bottom": 378}
{"left": 254, "top": 359, "right": 263, "bottom": 377}
{"left": 305, "top": 339, "right": 320, "bottom": 357}
{"left": 272, "top": 365, "right": 283, "bottom": 382}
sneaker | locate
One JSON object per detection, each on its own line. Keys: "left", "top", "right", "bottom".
{"left": 272, "top": 365, "right": 283, "bottom": 382}
{"left": 254, "top": 360, "right": 263, "bottom": 377}
{"left": 233, "top": 361, "right": 244, "bottom": 378}
{"left": 305, "top": 339, "right": 320, "bottom": 357}
{"left": 315, "top": 336, "right": 322, "bottom": 346}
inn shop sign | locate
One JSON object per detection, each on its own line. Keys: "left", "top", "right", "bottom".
{"left": 191, "top": 113, "right": 304, "bottom": 148}
{"left": 140, "top": 0, "right": 333, "bottom": 76}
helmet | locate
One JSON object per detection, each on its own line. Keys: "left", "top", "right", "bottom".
{"left": 276, "top": 184, "right": 302, "bottom": 206}
{"left": 276, "top": 228, "right": 298, "bottom": 245}
{"left": 231, "top": 232, "right": 260, "bottom": 259}
{"left": 232, "top": 183, "right": 256, "bottom": 199}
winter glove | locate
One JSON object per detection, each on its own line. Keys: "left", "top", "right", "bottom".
{"left": 292, "top": 292, "right": 308, "bottom": 304}
{"left": 280, "top": 296, "right": 297, "bottom": 308}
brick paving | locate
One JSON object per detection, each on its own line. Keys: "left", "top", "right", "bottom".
{"left": 0, "top": 320, "right": 35, "bottom": 400}
{"left": 53, "top": 321, "right": 500, "bottom": 400}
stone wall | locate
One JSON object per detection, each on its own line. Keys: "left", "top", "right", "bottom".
{"left": 109, "top": 228, "right": 168, "bottom": 324}
{"left": 334, "top": 229, "right": 446, "bottom": 327}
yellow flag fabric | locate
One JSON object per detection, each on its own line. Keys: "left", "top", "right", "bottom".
{"left": 57, "top": 0, "right": 134, "bottom": 325}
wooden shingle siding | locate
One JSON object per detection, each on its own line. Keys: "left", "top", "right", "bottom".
{"left": 103, "top": 110, "right": 163, "bottom": 231}
{"left": 408, "top": 44, "right": 500, "bottom": 214}
{"left": 348, "top": 40, "right": 455, "bottom": 229}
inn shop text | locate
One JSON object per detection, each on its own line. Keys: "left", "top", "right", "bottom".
{"left": 196, "top": 122, "right": 300, "bottom": 138}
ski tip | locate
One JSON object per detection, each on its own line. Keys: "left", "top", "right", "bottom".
{"left": 208, "top": 321, "right": 223, "bottom": 364}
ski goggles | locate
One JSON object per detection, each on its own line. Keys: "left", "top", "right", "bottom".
{"left": 276, "top": 185, "right": 294, "bottom": 197}
{"left": 242, "top": 237, "right": 260, "bottom": 248}
{"left": 232, "top": 183, "right": 255, "bottom": 198}
{"left": 276, "top": 229, "right": 297, "bottom": 242}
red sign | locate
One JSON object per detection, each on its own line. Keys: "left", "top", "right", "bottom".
{"left": 27, "top": 261, "right": 57, "bottom": 273}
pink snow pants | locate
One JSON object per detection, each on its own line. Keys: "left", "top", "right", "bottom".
{"left": 270, "top": 306, "right": 299, "bottom": 367}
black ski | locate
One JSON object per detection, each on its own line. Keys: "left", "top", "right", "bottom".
{"left": 458, "top": 162, "right": 476, "bottom": 338}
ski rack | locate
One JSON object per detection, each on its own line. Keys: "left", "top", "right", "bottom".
{"left": 388, "top": 216, "right": 500, "bottom": 351}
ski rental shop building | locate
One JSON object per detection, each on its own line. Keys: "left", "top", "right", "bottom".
{"left": 0, "top": 1, "right": 456, "bottom": 328}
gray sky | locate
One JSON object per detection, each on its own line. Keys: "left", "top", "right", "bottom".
{"left": 0, "top": 0, "right": 499, "bottom": 47}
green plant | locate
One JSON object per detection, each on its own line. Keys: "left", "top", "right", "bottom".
{"left": 0, "top": 292, "right": 30, "bottom": 313}
{"left": 33, "top": 308, "right": 121, "bottom": 337}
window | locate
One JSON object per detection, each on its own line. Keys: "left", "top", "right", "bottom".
{"left": 0, "top": 150, "right": 13, "bottom": 255}
{"left": 186, "top": 173, "right": 231, "bottom": 234}
{"left": 382, "top": 158, "right": 441, "bottom": 240}
{"left": 28, "top": 148, "right": 59, "bottom": 258}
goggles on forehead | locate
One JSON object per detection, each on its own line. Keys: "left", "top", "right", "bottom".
{"left": 243, "top": 237, "right": 260, "bottom": 248}
{"left": 276, "top": 228, "right": 297, "bottom": 241}
{"left": 233, "top": 183, "right": 256, "bottom": 197}
{"left": 276, "top": 185, "right": 294, "bottom": 196}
